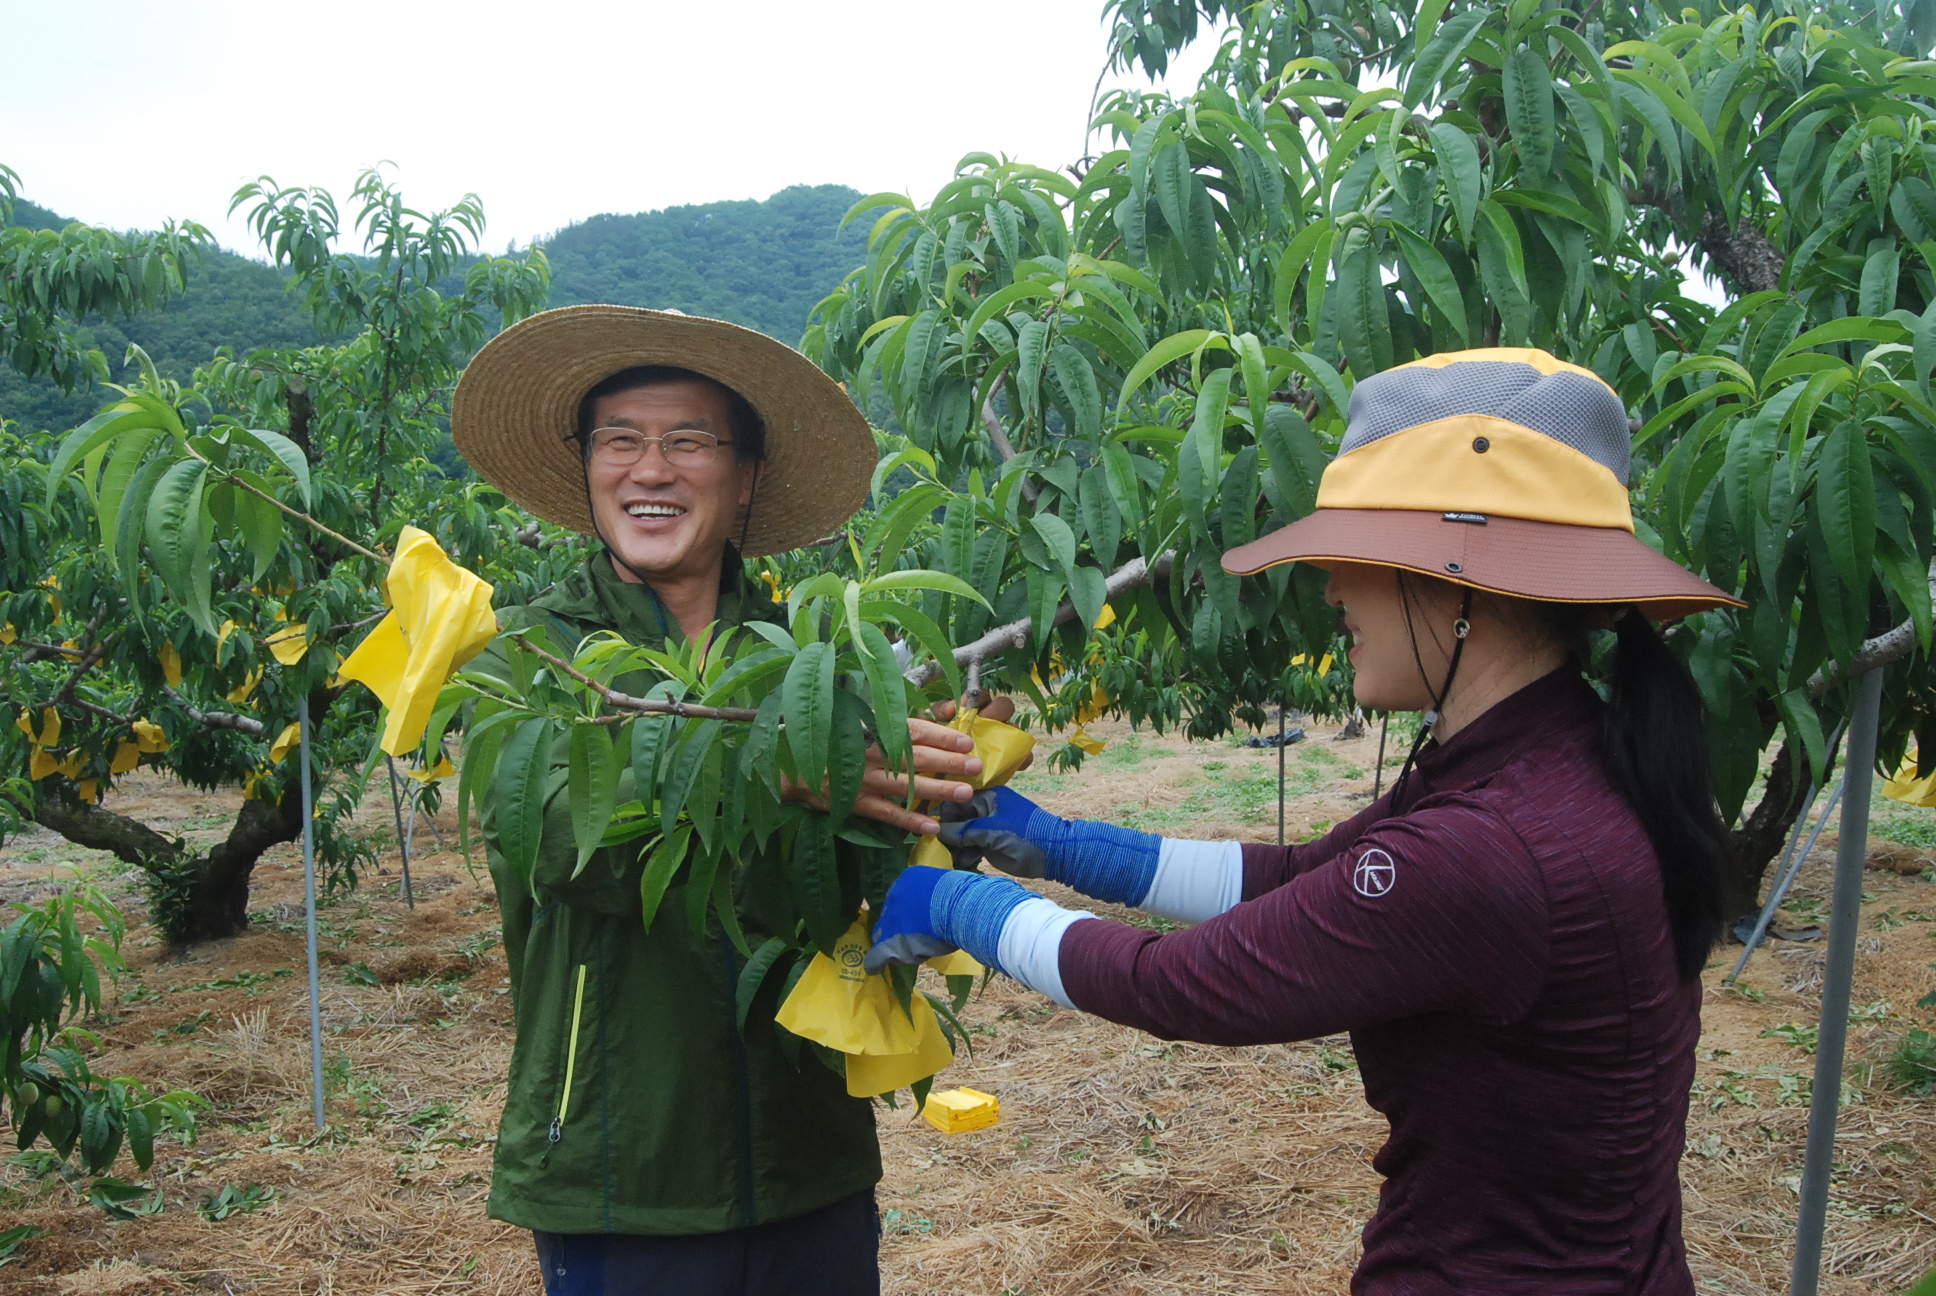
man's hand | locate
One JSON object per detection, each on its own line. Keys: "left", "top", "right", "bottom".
{"left": 784, "top": 715, "right": 982, "bottom": 835}
{"left": 785, "top": 695, "right": 1031, "bottom": 835}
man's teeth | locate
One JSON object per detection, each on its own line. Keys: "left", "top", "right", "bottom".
{"left": 626, "top": 503, "right": 685, "bottom": 518}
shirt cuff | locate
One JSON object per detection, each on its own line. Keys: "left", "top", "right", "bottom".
{"left": 1141, "top": 839, "right": 1244, "bottom": 923}
{"left": 994, "top": 897, "right": 1095, "bottom": 1008}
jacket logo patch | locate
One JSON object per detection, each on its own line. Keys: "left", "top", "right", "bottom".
{"left": 1352, "top": 847, "right": 1396, "bottom": 898}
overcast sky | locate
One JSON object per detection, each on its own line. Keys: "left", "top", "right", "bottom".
{"left": 3, "top": 0, "right": 1216, "bottom": 256}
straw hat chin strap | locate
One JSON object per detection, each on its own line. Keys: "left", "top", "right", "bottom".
{"left": 1389, "top": 581, "right": 1474, "bottom": 810}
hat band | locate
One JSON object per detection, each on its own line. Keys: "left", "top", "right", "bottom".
{"left": 1315, "top": 415, "right": 1634, "bottom": 532}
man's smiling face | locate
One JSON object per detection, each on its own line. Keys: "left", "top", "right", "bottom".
{"left": 585, "top": 379, "right": 756, "bottom": 587}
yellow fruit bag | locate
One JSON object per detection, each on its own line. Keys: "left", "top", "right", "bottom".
{"left": 775, "top": 919, "right": 956, "bottom": 1097}
{"left": 912, "top": 709, "right": 1038, "bottom": 978}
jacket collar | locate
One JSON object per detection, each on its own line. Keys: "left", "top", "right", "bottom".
{"left": 544, "top": 551, "right": 780, "bottom": 649}
{"left": 1409, "top": 663, "right": 1600, "bottom": 796}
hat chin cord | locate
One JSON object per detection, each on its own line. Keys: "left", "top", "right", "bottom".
{"left": 1387, "top": 580, "right": 1474, "bottom": 809}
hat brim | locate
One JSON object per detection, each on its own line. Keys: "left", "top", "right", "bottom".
{"left": 1221, "top": 509, "right": 1743, "bottom": 621}
{"left": 452, "top": 305, "right": 875, "bottom": 557}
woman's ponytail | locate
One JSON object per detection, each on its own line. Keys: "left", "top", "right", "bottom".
{"left": 1600, "top": 607, "right": 1728, "bottom": 982}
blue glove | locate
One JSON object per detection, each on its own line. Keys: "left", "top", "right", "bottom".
{"left": 937, "top": 786, "right": 1160, "bottom": 905}
{"left": 864, "top": 864, "right": 1035, "bottom": 976}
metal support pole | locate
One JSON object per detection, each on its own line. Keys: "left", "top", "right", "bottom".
{"left": 298, "top": 710, "right": 327, "bottom": 1133}
{"left": 384, "top": 755, "right": 415, "bottom": 909}
{"left": 1277, "top": 703, "right": 1287, "bottom": 846}
{"left": 1728, "top": 780, "right": 1844, "bottom": 984}
{"left": 1792, "top": 667, "right": 1885, "bottom": 1296}
{"left": 1730, "top": 723, "right": 1850, "bottom": 984}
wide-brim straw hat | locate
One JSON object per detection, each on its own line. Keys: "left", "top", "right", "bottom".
{"left": 1221, "top": 348, "right": 1743, "bottom": 620}
{"left": 452, "top": 305, "right": 875, "bottom": 557}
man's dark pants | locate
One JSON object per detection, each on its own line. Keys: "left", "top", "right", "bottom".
{"left": 533, "top": 1190, "right": 880, "bottom": 1295}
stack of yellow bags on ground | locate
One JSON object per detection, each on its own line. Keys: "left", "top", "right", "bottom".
{"left": 921, "top": 1087, "right": 1001, "bottom": 1133}
{"left": 776, "top": 708, "right": 1036, "bottom": 1098}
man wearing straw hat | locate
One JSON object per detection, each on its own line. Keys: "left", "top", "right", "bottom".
{"left": 452, "top": 305, "right": 985, "bottom": 1295}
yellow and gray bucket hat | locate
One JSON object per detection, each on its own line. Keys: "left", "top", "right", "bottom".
{"left": 1221, "top": 347, "right": 1742, "bottom": 619}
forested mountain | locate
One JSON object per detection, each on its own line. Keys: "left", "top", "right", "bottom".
{"left": 545, "top": 184, "right": 865, "bottom": 339}
{"left": 0, "top": 184, "right": 866, "bottom": 434}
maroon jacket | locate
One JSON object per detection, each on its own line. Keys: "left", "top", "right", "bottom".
{"left": 1060, "top": 669, "right": 1698, "bottom": 1294}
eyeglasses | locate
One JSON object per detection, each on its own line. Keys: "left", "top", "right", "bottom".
{"left": 578, "top": 426, "right": 734, "bottom": 467}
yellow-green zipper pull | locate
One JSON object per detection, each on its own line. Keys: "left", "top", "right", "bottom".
{"left": 550, "top": 964, "right": 588, "bottom": 1145}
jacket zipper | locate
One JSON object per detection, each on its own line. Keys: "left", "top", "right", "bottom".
{"left": 549, "top": 963, "right": 588, "bottom": 1144}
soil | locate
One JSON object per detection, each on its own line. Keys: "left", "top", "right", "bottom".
{"left": 2, "top": 716, "right": 1934, "bottom": 1294}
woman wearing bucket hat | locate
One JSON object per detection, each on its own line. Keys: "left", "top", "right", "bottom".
{"left": 867, "top": 349, "right": 1742, "bottom": 1293}
{"left": 454, "top": 305, "right": 992, "bottom": 1296}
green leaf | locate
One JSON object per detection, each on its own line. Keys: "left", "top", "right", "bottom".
{"left": 858, "top": 623, "right": 911, "bottom": 777}
{"left": 783, "top": 642, "right": 835, "bottom": 797}
{"left": 1429, "top": 123, "right": 1483, "bottom": 241}
{"left": 1078, "top": 469, "right": 1123, "bottom": 567}
{"left": 791, "top": 816, "right": 846, "bottom": 956}
{"left": 660, "top": 719, "right": 721, "bottom": 837}
{"left": 143, "top": 456, "right": 215, "bottom": 635}
{"left": 827, "top": 689, "right": 868, "bottom": 828}
{"left": 1273, "top": 219, "right": 1333, "bottom": 335}
{"left": 1260, "top": 402, "right": 1325, "bottom": 519}
{"left": 735, "top": 937, "right": 790, "bottom": 1033}
{"left": 1336, "top": 243, "right": 1393, "bottom": 377}
{"left": 1406, "top": 8, "right": 1491, "bottom": 110}
{"left": 1051, "top": 345, "right": 1103, "bottom": 442}
{"left": 1816, "top": 421, "right": 1877, "bottom": 604}
{"left": 567, "top": 722, "right": 620, "bottom": 878}
{"left": 233, "top": 483, "right": 284, "bottom": 584}
{"left": 1478, "top": 200, "right": 1528, "bottom": 299}
{"left": 1780, "top": 317, "right": 1910, "bottom": 359}
{"left": 226, "top": 426, "right": 312, "bottom": 507}
{"left": 1503, "top": 47, "right": 1556, "bottom": 175}
{"left": 862, "top": 569, "right": 991, "bottom": 607}
{"left": 1030, "top": 512, "right": 1079, "bottom": 586}
{"left": 494, "top": 717, "right": 555, "bottom": 884}
{"left": 1388, "top": 222, "right": 1468, "bottom": 343}
{"left": 1860, "top": 242, "right": 1901, "bottom": 319}
{"left": 1016, "top": 319, "right": 1050, "bottom": 420}
{"left": 44, "top": 403, "right": 157, "bottom": 507}
{"left": 1068, "top": 564, "right": 1108, "bottom": 634}
{"left": 639, "top": 823, "right": 692, "bottom": 932}
{"left": 93, "top": 425, "right": 159, "bottom": 564}
{"left": 1116, "top": 329, "right": 1217, "bottom": 414}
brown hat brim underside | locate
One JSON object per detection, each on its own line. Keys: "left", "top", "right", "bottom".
{"left": 1220, "top": 509, "right": 1744, "bottom": 621}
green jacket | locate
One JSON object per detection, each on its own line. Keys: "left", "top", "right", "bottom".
{"left": 479, "top": 553, "right": 880, "bottom": 1236}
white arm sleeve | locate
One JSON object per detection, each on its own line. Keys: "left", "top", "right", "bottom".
{"left": 1139, "top": 839, "right": 1245, "bottom": 923}
{"left": 995, "top": 897, "right": 1095, "bottom": 1008}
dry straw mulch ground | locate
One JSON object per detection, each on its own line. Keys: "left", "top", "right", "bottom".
{"left": 2, "top": 716, "right": 1934, "bottom": 1294}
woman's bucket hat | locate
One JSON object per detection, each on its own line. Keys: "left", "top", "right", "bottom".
{"left": 1220, "top": 347, "right": 1743, "bottom": 619}
{"left": 452, "top": 305, "right": 875, "bottom": 557}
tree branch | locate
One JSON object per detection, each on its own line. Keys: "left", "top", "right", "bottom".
{"left": 906, "top": 549, "right": 1176, "bottom": 689}
{"left": 1808, "top": 559, "right": 1936, "bottom": 697}
{"left": 32, "top": 794, "right": 183, "bottom": 869}
{"left": 165, "top": 689, "right": 269, "bottom": 737}
{"left": 981, "top": 377, "right": 1040, "bottom": 507}
{"left": 511, "top": 639, "right": 761, "bottom": 722}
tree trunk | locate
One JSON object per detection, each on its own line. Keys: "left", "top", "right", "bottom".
{"left": 1717, "top": 738, "right": 1809, "bottom": 924}
{"left": 33, "top": 778, "right": 305, "bottom": 944}
{"left": 1696, "top": 212, "right": 1786, "bottom": 296}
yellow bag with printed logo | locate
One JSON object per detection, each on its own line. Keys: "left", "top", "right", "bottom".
{"left": 774, "top": 919, "right": 956, "bottom": 1097}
